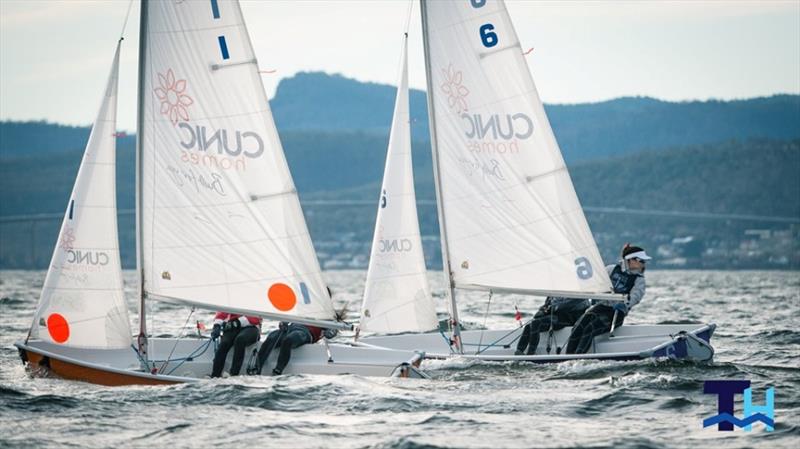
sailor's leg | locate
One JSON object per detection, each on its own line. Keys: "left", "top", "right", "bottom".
{"left": 571, "top": 306, "right": 616, "bottom": 354}
{"left": 515, "top": 322, "right": 533, "bottom": 354}
{"left": 256, "top": 330, "right": 281, "bottom": 374}
{"left": 229, "top": 326, "right": 259, "bottom": 376}
{"left": 566, "top": 310, "right": 595, "bottom": 354}
{"left": 273, "top": 330, "right": 311, "bottom": 375}
{"left": 525, "top": 317, "right": 551, "bottom": 355}
{"left": 211, "top": 328, "right": 238, "bottom": 377}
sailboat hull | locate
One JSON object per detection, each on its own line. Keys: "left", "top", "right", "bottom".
{"left": 358, "top": 323, "right": 716, "bottom": 363}
{"left": 15, "top": 337, "right": 428, "bottom": 386}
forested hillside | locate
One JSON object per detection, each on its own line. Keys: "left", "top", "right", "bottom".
{"left": 1, "top": 72, "right": 798, "bottom": 269}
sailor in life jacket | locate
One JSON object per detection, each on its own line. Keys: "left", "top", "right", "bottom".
{"left": 255, "top": 322, "right": 338, "bottom": 376}
{"left": 210, "top": 312, "right": 262, "bottom": 377}
{"left": 515, "top": 296, "right": 590, "bottom": 355}
{"left": 565, "top": 245, "right": 651, "bottom": 354}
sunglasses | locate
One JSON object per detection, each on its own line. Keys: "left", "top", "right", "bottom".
{"left": 632, "top": 258, "right": 646, "bottom": 264}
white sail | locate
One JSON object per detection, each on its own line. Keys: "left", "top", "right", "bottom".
{"left": 422, "top": 0, "right": 611, "bottom": 295}
{"left": 360, "top": 36, "right": 438, "bottom": 334}
{"left": 138, "top": 0, "right": 334, "bottom": 322}
{"left": 29, "top": 41, "right": 132, "bottom": 349}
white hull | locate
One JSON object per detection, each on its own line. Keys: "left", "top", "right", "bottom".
{"left": 15, "top": 337, "right": 428, "bottom": 385}
{"left": 358, "top": 323, "right": 716, "bottom": 363}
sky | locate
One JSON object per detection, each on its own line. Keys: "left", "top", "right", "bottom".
{"left": 0, "top": 0, "right": 798, "bottom": 132}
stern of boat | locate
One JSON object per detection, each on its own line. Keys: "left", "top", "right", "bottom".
{"left": 641, "top": 323, "right": 716, "bottom": 362}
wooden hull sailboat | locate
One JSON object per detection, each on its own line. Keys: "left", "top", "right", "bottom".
{"left": 357, "top": 0, "right": 717, "bottom": 364}
{"left": 17, "top": 338, "right": 426, "bottom": 385}
{"left": 15, "top": 0, "right": 429, "bottom": 385}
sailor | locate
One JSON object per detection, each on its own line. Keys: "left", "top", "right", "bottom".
{"left": 515, "top": 296, "right": 589, "bottom": 355}
{"left": 255, "top": 322, "right": 338, "bottom": 375}
{"left": 565, "top": 245, "right": 651, "bottom": 354}
{"left": 210, "top": 312, "right": 262, "bottom": 377}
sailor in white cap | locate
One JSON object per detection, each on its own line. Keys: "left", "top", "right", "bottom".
{"left": 566, "top": 244, "right": 652, "bottom": 354}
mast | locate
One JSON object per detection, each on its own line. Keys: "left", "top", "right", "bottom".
{"left": 420, "top": 0, "right": 461, "bottom": 352}
{"left": 135, "top": 0, "right": 149, "bottom": 361}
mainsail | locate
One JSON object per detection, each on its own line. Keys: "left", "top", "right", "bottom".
{"left": 359, "top": 35, "right": 438, "bottom": 334}
{"left": 28, "top": 41, "right": 132, "bottom": 349}
{"left": 138, "top": 0, "right": 336, "bottom": 324}
{"left": 421, "top": 0, "right": 611, "bottom": 296}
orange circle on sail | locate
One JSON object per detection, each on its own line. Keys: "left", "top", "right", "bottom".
{"left": 268, "top": 283, "right": 296, "bottom": 311}
{"left": 47, "top": 313, "right": 70, "bottom": 343}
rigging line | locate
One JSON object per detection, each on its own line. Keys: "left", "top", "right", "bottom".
{"left": 477, "top": 291, "right": 493, "bottom": 353}
{"left": 159, "top": 307, "right": 196, "bottom": 373}
{"left": 119, "top": 0, "right": 135, "bottom": 39}
{"left": 403, "top": 0, "right": 414, "bottom": 35}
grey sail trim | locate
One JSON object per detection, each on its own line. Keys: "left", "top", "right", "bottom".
{"left": 211, "top": 58, "right": 258, "bottom": 71}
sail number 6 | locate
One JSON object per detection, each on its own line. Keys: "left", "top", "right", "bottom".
{"left": 574, "top": 257, "right": 593, "bottom": 280}
{"left": 470, "top": 1, "right": 498, "bottom": 48}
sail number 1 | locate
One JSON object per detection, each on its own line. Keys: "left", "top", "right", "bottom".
{"left": 470, "top": 0, "right": 498, "bottom": 48}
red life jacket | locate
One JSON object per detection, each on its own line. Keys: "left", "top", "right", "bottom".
{"left": 213, "top": 312, "right": 262, "bottom": 327}
{"left": 306, "top": 325, "right": 323, "bottom": 343}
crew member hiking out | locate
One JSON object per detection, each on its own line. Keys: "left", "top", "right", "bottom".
{"left": 210, "top": 312, "right": 261, "bottom": 377}
{"left": 515, "top": 296, "right": 589, "bottom": 355}
{"left": 255, "top": 322, "right": 337, "bottom": 376}
{"left": 566, "top": 244, "right": 650, "bottom": 354}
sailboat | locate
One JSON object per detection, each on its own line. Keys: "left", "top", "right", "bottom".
{"left": 15, "top": 0, "right": 427, "bottom": 385}
{"left": 357, "top": 33, "right": 439, "bottom": 337}
{"left": 359, "top": 0, "right": 716, "bottom": 363}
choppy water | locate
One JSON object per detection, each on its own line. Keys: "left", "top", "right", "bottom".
{"left": 1, "top": 270, "right": 798, "bottom": 448}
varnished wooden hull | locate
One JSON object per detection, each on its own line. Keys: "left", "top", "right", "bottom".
{"left": 18, "top": 346, "right": 184, "bottom": 386}
{"left": 15, "top": 337, "right": 428, "bottom": 386}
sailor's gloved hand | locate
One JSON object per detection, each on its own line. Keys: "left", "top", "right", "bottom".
{"left": 613, "top": 302, "right": 628, "bottom": 315}
{"left": 210, "top": 323, "right": 222, "bottom": 340}
{"left": 323, "top": 328, "right": 338, "bottom": 339}
{"left": 224, "top": 319, "right": 241, "bottom": 332}
{"left": 279, "top": 322, "right": 289, "bottom": 332}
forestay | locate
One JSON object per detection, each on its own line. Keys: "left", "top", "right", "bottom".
{"left": 360, "top": 36, "right": 438, "bottom": 334}
{"left": 422, "top": 0, "right": 610, "bottom": 294}
{"left": 139, "top": 0, "right": 334, "bottom": 322}
{"left": 29, "top": 41, "right": 132, "bottom": 349}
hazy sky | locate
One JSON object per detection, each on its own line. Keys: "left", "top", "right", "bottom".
{"left": 1, "top": 0, "right": 798, "bottom": 131}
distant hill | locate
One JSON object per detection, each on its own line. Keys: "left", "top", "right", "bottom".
{"left": 1, "top": 73, "right": 798, "bottom": 269}
{"left": 269, "top": 72, "right": 800, "bottom": 162}
{"left": 302, "top": 138, "right": 800, "bottom": 219}
{"left": 2, "top": 72, "right": 798, "bottom": 162}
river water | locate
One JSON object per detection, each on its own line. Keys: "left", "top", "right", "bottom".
{"left": 0, "top": 269, "right": 798, "bottom": 448}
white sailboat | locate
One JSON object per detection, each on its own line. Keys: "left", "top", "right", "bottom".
{"left": 358, "top": 33, "right": 439, "bottom": 337}
{"left": 16, "top": 0, "right": 427, "bottom": 385}
{"left": 360, "top": 0, "right": 716, "bottom": 363}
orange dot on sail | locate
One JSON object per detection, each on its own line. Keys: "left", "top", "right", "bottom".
{"left": 47, "top": 313, "right": 70, "bottom": 343}
{"left": 268, "top": 283, "right": 297, "bottom": 311}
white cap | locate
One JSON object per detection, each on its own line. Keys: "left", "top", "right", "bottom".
{"left": 624, "top": 250, "right": 652, "bottom": 261}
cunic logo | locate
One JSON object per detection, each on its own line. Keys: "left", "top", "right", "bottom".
{"left": 703, "top": 380, "right": 775, "bottom": 431}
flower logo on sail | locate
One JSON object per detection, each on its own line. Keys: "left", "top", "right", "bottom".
{"left": 154, "top": 69, "right": 194, "bottom": 126}
{"left": 59, "top": 226, "right": 75, "bottom": 251}
{"left": 440, "top": 64, "right": 469, "bottom": 113}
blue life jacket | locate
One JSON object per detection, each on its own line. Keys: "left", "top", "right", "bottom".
{"left": 609, "top": 263, "right": 641, "bottom": 294}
